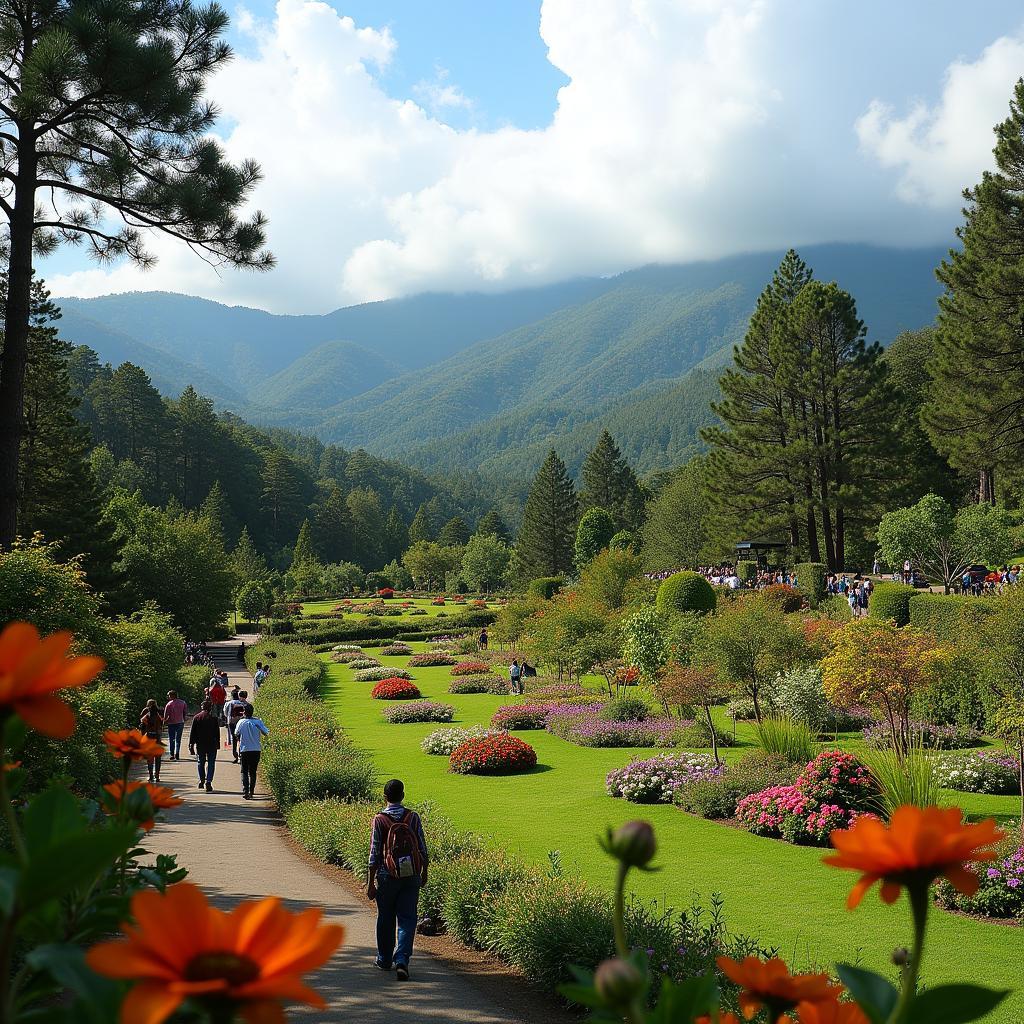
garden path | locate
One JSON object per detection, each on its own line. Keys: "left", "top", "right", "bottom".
{"left": 143, "top": 640, "right": 560, "bottom": 1024}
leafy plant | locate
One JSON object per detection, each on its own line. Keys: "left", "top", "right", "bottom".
{"left": 754, "top": 716, "right": 816, "bottom": 764}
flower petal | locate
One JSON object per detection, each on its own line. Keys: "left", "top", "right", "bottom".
{"left": 119, "top": 981, "right": 183, "bottom": 1024}
{"left": 14, "top": 695, "right": 76, "bottom": 738}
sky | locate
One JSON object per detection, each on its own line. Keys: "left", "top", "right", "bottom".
{"left": 41, "top": 0, "right": 1024, "bottom": 314}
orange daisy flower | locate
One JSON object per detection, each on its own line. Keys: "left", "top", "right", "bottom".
{"left": 696, "top": 1014, "right": 742, "bottom": 1024}
{"left": 104, "top": 729, "right": 166, "bottom": 762}
{"left": 717, "top": 956, "right": 843, "bottom": 1022}
{"left": 824, "top": 804, "right": 1004, "bottom": 909}
{"left": 0, "top": 622, "right": 104, "bottom": 738}
{"left": 797, "top": 1001, "right": 870, "bottom": 1024}
{"left": 86, "top": 882, "right": 344, "bottom": 1024}
{"left": 102, "top": 780, "right": 183, "bottom": 831}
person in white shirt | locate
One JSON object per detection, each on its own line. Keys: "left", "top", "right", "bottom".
{"left": 234, "top": 705, "right": 269, "bottom": 799}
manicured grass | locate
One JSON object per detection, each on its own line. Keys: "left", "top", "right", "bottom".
{"left": 301, "top": 597, "right": 502, "bottom": 620}
{"left": 321, "top": 643, "right": 1024, "bottom": 1021}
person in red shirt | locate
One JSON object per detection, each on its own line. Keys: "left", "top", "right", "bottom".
{"left": 163, "top": 689, "right": 188, "bottom": 760}
{"left": 208, "top": 673, "right": 227, "bottom": 724}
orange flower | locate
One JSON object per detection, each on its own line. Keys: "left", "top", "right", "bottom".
{"left": 0, "top": 622, "right": 104, "bottom": 738}
{"left": 104, "top": 729, "right": 165, "bottom": 761}
{"left": 102, "top": 780, "right": 183, "bottom": 831}
{"left": 697, "top": 1014, "right": 742, "bottom": 1024}
{"left": 824, "top": 805, "right": 1004, "bottom": 909}
{"left": 86, "top": 882, "right": 344, "bottom": 1024}
{"left": 797, "top": 1002, "right": 870, "bottom": 1024}
{"left": 717, "top": 957, "right": 843, "bottom": 1022}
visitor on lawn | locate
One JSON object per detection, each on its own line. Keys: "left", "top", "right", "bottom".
{"left": 139, "top": 699, "right": 164, "bottom": 783}
{"left": 234, "top": 704, "right": 269, "bottom": 800}
{"left": 509, "top": 659, "right": 522, "bottom": 694}
{"left": 163, "top": 690, "right": 187, "bottom": 761}
{"left": 367, "top": 779, "right": 428, "bottom": 982}
{"left": 189, "top": 699, "right": 221, "bottom": 792}
{"left": 478, "top": 627, "right": 488, "bottom": 650}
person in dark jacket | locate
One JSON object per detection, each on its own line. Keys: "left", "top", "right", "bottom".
{"left": 188, "top": 699, "right": 221, "bottom": 792}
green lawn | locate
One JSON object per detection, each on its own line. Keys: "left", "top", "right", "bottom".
{"left": 321, "top": 643, "right": 1023, "bottom": 1021}
{"left": 301, "top": 597, "right": 502, "bottom": 619}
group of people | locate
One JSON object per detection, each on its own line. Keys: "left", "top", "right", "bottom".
{"left": 507, "top": 658, "right": 537, "bottom": 695}
{"left": 824, "top": 573, "right": 873, "bottom": 616}
{"left": 955, "top": 565, "right": 1023, "bottom": 596}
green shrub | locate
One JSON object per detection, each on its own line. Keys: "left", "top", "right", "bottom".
{"left": 104, "top": 608, "right": 184, "bottom": 718}
{"left": 868, "top": 582, "right": 918, "bottom": 626}
{"left": 728, "top": 751, "right": 798, "bottom": 793}
{"left": 674, "top": 777, "right": 742, "bottom": 818}
{"left": 262, "top": 747, "right": 375, "bottom": 809}
{"left": 678, "top": 718, "right": 735, "bottom": 749}
{"left": 177, "top": 664, "right": 211, "bottom": 704}
{"left": 527, "top": 576, "right": 564, "bottom": 599}
{"left": 656, "top": 571, "right": 717, "bottom": 615}
{"left": 907, "top": 592, "right": 996, "bottom": 642}
{"left": 754, "top": 717, "right": 816, "bottom": 764}
{"left": 736, "top": 560, "right": 758, "bottom": 584}
{"left": 599, "top": 696, "right": 649, "bottom": 722}
{"left": 793, "top": 562, "right": 827, "bottom": 607}
{"left": 817, "top": 595, "right": 853, "bottom": 621}
{"left": 677, "top": 751, "right": 797, "bottom": 818}
{"left": 285, "top": 799, "right": 374, "bottom": 869}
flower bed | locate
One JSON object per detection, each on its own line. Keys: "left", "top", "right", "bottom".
{"left": 451, "top": 660, "right": 491, "bottom": 676}
{"left": 409, "top": 652, "right": 458, "bottom": 667}
{"left": 382, "top": 700, "right": 456, "bottom": 724}
{"left": 330, "top": 650, "right": 367, "bottom": 663}
{"left": 490, "top": 704, "right": 551, "bottom": 730}
{"left": 862, "top": 719, "right": 982, "bottom": 750}
{"left": 370, "top": 678, "right": 422, "bottom": 700}
{"left": 331, "top": 644, "right": 363, "bottom": 652}
{"left": 450, "top": 734, "right": 538, "bottom": 775}
{"left": 735, "top": 750, "right": 877, "bottom": 845}
{"left": 545, "top": 705, "right": 686, "bottom": 748}
{"left": 524, "top": 681, "right": 590, "bottom": 699}
{"left": 606, "top": 753, "right": 725, "bottom": 804}
{"left": 449, "top": 675, "right": 510, "bottom": 695}
{"left": 353, "top": 666, "right": 414, "bottom": 682}
{"left": 379, "top": 643, "right": 412, "bottom": 657}
{"left": 378, "top": 588, "right": 395, "bottom": 599}
{"left": 347, "top": 657, "right": 381, "bottom": 671}
{"left": 936, "top": 843, "right": 1024, "bottom": 920}
{"left": 932, "top": 750, "right": 1021, "bottom": 794}
{"left": 421, "top": 725, "right": 506, "bottom": 755}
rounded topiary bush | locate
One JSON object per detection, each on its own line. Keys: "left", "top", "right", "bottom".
{"left": 451, "top": 660, "right": 491, "bottom": 676}
{"left": 868, "top": 582, "right": 918, "bottom": 626}
{"left": 409, "top": 652, "right": 457, "bottom": 667}
{"left": 598, "top": 696, "right": 649, "bottom": 722}
{"left": 656, "top": 571, "right": 717, "bottom": 615}
{"left": 449, "top": 734, "right": 538, "bottom": 775}
{"left": 353, "top": 666, "right": 413, "bottom": 682}
{"left": 527, "top": 576, "right": 564, "bottom": 599}
{"left": 370, "top": 678, "right": 422, "bottom": 700}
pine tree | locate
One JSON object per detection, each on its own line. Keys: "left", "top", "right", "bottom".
{"left": 517, "top": 450, "right": 580, "bottom": 578}
{"left": 11, "top": 277, "right": 122, "bottom": 599}
{"left": 311, "top": 484, "right": 353, "bottom": 564}
{"left": 409, "top": 503, "right": 433, "bottom": 544}
{"left": 0, "top": 0, "right": 271, "bottom": 545}
{"left": 475, "top": 508, "right": 511, "bottom": 543}
{"left": 173, "top": 386, "right": 221, "bottom": 507}
{"left": 261, "top": 448, "right": 304, "bottom": 546}
{"left": 292, "top": 519, "right": 316, "bottom": 567}
{"left": 437, "top": 515, "right": 470, "bottom": 548}
{"left": 231, "top": 527, "right": 269, "bottom": 586}
{"left": 925, "top": 79, "right": 1024, "bottom": 502}
{"left": 384, "top": 507, "right": 409, "bottom": 562}
{"left": 703, "top": 250, "right": 813, "bottom": 554}
{"left": 346, "top": 487, "right": 387, "bottom": 568}
{"left": 200, "top": 480, "right": 237, "bottom": 545}
{"left": 579, "top": 430, "right": 645, "bottom": 531}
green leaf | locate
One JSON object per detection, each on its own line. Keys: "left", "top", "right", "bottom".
{"left": 836, "top": 964, "right": 899, "bottom": 1024}
{"left": 20, "top": 825, "right": 136, "bottom": 910}
{"left": 906, "top": 985, "right": 1010, "bottom": 1024}
{"left": 648, "top": 972, "right": 718, "bottom": 1023}
{"left": 0, "top": 866, "right": 18, "bottom": 915}
{"left": 557, "top": 983, "right": 607, "bottom": 1010}
{"left": 21, "top": 787, "right": 84, "bottom": 853}
{"left": 26, "top": 943, "right": 119, "bottom": 1002}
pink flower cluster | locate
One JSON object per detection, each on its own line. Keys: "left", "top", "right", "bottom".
{"left": 735, "top": 785, "right": 807, "bottom": 834}
{"left": 796, "top": 750, "right": 877, "bottom": 812}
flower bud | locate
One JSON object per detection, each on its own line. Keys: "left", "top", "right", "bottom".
{"left": 594, "top": 957, "right": 645, "bottom": 1008}
{"left": 892, "top": 947, "right": 910, "bottom": 966}
{"left": 606, "top": 820, "right": 656, "bottom": 868}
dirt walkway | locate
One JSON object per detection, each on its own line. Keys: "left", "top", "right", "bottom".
{"left": 144, "top": 642, "right": 566, "bottom": 1023}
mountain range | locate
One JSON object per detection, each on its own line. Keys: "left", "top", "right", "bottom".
{"left": 55, "top": 243, "right": 946, "bottom": 484}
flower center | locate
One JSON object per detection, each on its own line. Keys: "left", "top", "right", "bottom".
{"left": 184, "top": 952, "right": 260, "bottom": 986}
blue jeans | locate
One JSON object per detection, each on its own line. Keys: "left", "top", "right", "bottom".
{"left": 167, "top": 722, "right": 184, "bottom": 759}
{"left": 374, "top": 870, "right": 420, "bottom": 968}
{"left": 196, "top": 750, "right": 217, "bottom": 785}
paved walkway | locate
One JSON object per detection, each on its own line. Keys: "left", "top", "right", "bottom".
{"left": 144, "top": 641, "right": 557, "bottom": 1023}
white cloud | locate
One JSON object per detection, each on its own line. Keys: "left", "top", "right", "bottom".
{"left": 856, "top": 32, "right": 1024, "bottom": 206}
{"left": 44, "top": 1, "right": 1024, "bottom": 313}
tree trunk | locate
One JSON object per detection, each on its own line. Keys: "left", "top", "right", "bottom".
{"left": 751, "top": 686, "right": 762, "bottom": 726}
{"left": 0, "top": 141, "right": 38, "bottom": 548}
{"left": 979, "top": 467, "right": 995, "bottom": 505}
{"left": 705, "top": 703, "right": 720, "bottom": 766}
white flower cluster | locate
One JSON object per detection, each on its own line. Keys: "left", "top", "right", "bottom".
{"left": 933, "top": 751, "right": 1019, "bottom": 795}
{"left": 352, "top": 666, "right": 414, "bottom": 682}
{"left": 421, "top": 725, "right": 506, "bottom": 756}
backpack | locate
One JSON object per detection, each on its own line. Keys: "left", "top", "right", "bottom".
{"left": 376, "top": 811, "right": 423, "bottom": 878}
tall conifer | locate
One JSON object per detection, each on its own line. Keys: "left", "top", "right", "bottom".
{"left": 517, "top": 450, "right": 579, "bottom": 578}
{"left": 579, "top": 430, "right": 645, "bottom": 531}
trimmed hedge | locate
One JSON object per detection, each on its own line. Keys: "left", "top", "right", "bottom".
{"left": 907, "top": 592, "right": 997, "bottom": 642}
{"left": 793, "top": 562, "right": 826, "bottom": 607}
{"left": 527, "top": 576, "right": 564, "bottom": 599}
{"left": 736, "top": 560, "right": 757, "bottom": 584}
{"left": 656, "top": 571, "right": 717, "bottom": 615}
{"left": 868, "top": 582, "right": 918, "bottom": 626}
{"left": 287, "top": 609, "right": 495, "bottom": 645}
{"left": 245, "top": 640, "right": 375, "bottom": 809}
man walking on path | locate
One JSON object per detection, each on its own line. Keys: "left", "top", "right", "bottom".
{"left": 367, "top": 779, "right": 428, "bottom": 981}
{"left": 209, "top": 672, "right": 227, "bottom": 721}
{"left": 223, "top": 689, "right": 247, "bottom": 762}
{"left": 188, "top": 699, "right": 221, "bottom": 792}
{"left": 163, "top": 690, "right": 188, "bottom": 760}
{"left": 235, "top": 705, "right": 269, "bottom": 799}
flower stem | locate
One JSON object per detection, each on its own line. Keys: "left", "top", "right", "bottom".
{"left": 0, "top": 719, "right": 26, "bottom": 864}
{"left": 118, "top": 757, "right": 131, "bottom": 894}
{"left": 889, "top": 884, "right": 929, "bottom": 1024}
{"left": 613, "top": 862, "right": 629, "bottom": 960}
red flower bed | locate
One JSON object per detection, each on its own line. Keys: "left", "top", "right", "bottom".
{"left": 451, "top": 660, "right": 491, "bottom": 676}
{"left": 449, "top": 734, "right": 538, "bottom": 775}
{"left": 377, "top": 587, "right": 395, "bottom": 599}
{"left": 760, "top": 583, "right": 804, "bottom": 613}
{"left": 370, "top": 678, "right": 422, "bottom": 700}
{"left": 431, "top": 597, "right": 446, "bottom": 606}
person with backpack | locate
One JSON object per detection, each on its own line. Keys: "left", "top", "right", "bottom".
{"left": 509, "top": 659, "right": 521, "bottom": 695}
{"left": 223, "top": 689, "right": 249, "bottom": 762}
{"left": 366, "top": 779, "right": 428, "bottom": 981}
{"left": 139, "top": 700, "right": 165, "bottom": 783}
